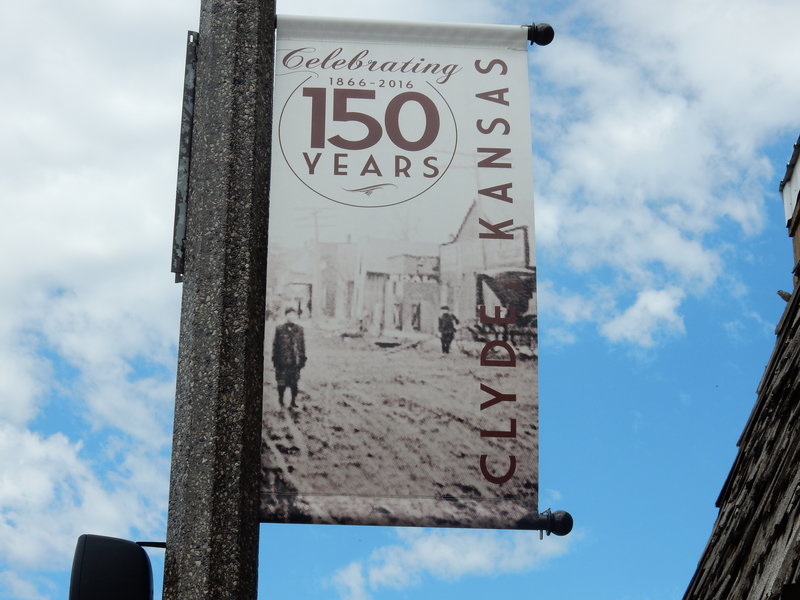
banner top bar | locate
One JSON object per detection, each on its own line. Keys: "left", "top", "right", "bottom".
{"left": 277, "top": 14, "right": 529, "bottom": 49}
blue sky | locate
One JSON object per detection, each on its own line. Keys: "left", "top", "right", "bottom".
{"left": 2, "top": 0, "right": 800, "bottom": 599}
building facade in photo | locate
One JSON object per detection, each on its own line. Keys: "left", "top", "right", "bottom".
{"left": 266, "top": 198, "right": 537, "bottom": 341}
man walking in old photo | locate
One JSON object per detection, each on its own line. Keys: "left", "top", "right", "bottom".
{"left": 438, "top": 305, "right": 459, "bottom": 354}
{"left": 272, "top": 308, "right": 306, "bottom": 408}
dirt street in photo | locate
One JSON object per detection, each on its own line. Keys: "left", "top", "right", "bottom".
{"left": 260, "top": 322, "right": 538, "bottom": 527}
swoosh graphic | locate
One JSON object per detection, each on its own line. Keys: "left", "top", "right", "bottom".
{"left": 343, "top": 183, "right": 398, "bottom": 196}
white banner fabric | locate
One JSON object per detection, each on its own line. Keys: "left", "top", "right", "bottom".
{"left": 260, "top": 15, "right": 539, "bottom": 529}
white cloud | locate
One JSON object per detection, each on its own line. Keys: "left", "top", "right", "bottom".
{"left": 275, "top": 0, "right": 513, "bottom": 24}
{"left": 332, "top": 562, "right": 370, "bottom": 600}
{"left": 543, "top": 488, "right": 563, "bottom": 503}
{"left": 531, "top": 0, "right": 800, "bottom": 345}
{"left": 0, "top": 339, "right": 48, "bottom": 426}
{"left": 0, "top": 422, "right": 169, "bottom": 571}
{"left": 601, "top": 288, "right": 686, "bottom": 347}
{"left": 724, "top": 308, "right": 777, "bottom": 343}
{"left": 0, "top": 0, "right": 185, "bottom": 584}
{"left": 0, "top": 571, "right": 51, "bottom": 600}
{"left": 0, "top": 426, "right": 110, "bottom": 568}
{"left": 330, "top": 528, "right": 573, "bottom": 600}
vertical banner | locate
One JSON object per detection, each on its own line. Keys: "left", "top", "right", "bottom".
{"left": 260, "top": 15, "right": 538, "bottom": 529}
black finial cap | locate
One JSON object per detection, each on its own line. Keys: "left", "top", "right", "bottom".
{"left": 549, "top": 510, "right": 573, "bottom": 536}
{"left": 528, "top": 22, "right": 555, "bottom": 46}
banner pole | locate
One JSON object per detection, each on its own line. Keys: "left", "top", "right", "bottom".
{"left": 163, "top": 0, "right": 275, "bottom": 598}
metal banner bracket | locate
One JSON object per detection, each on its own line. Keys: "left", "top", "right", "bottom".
{"left": 530, "top": 508, "right": 574, "bottom": 539}
{"left": 171, "top": 31, "right": 199, "bottom": 282}
{"left": 527, "top": 22, "right": 555, "bottom": 46}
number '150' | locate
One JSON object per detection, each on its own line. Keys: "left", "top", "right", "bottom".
{"left": 302, "top": 87, "right": 441, "bottom": 152}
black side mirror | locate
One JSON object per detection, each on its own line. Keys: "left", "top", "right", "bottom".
{"left": 69, "top": 534, "right": 153, "bottom": 600}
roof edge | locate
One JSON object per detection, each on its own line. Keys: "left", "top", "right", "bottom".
{"left": 779, "top": 133, "right": 800, "bottom": 192}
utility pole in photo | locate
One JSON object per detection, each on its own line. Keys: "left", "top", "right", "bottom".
{"left": 293, "top": 207, "right": 334, "bottom": 326}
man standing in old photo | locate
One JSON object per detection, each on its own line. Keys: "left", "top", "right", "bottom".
{"left": 272, "top": 308, "right": 306, "bottom": 408}
{"left": 438, "top": 305, "right": 460, "bottom": 354}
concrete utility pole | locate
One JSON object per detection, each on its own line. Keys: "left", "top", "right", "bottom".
{"left": 163, "top": 1, "right": 275, "bottom": 598}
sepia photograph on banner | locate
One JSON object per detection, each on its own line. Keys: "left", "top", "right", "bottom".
{"left": 260, "top": 15, "right": 539, "bottom": 529}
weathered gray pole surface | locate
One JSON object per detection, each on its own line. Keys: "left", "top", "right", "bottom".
{"left": 163, "top": 0, "right": 275, "bottom": 598}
